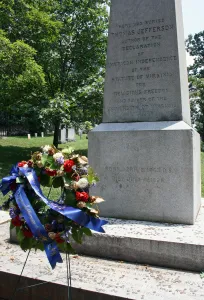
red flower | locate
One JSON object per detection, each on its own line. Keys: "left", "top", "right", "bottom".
{"left": 27, "top": 160, "right": 33, "bottom": 167}
{"left": 64, "top": 160, "right": 75, "bottom": 173}
{"left": 37, "top": 176, "right": 41, "bottom": 182}
{"left": 10, "top": 182, "right": 17, "bottom": 191}
{"left": 72, "top": 173, "right": 80, "bottom": 182}
{"left": 11, "top": 216, "right": 23, "bottom": 227}
{"left": 22, "top": 228, "right": 33, "bottom": 238}
{"left": 45, "top": 169, "right": 57, "bottom": 176}
{"left": 44, "top": 224, "right": 52, "bottom": 232}
{"left": 55, "top": 233, "right": 64, "bottom": 244}
{"left": 18, "top": 161, "right": 27, "bottom": 167}
{"left": 48, "top": 149, "right": 55, "bottom": 156}
{"left": 76, "top": 191, "right": 89, "bottom": 202}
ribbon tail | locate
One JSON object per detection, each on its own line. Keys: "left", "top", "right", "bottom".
{"left": 14, "top": 185, "right": 62, "bottom": 269}
{"left": 44, "top": 242, "right": 63, "bottom": 269}
{"left": 85, "top": 218, "right": 108, "bottom": 233}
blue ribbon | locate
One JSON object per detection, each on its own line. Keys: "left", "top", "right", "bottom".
{"left": 0, "top": 165, "right": 19, "bottom": 195}
{"left": 0, "top": 175, "right": 17, "bottom": 195}
{"left": 19, "top": 167, "right": 107, "bottom": 232}
{"left": 0, "top": 165, "right": 107, "bottom": 268}
{"left": 15, "top": 185, "right": 62, "bottom": 269}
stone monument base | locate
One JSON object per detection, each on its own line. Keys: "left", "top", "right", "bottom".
{"left": 9, "top": 201, "right": 204, "bottom": 272}
{"left": 73, "top": 201, "right": 204, "bottom": 272}
{"left": 89, "top": 121, "right": 201, "bottom": 225}
{"left": 2, "top": 221, "right": 204, "bottom": 299}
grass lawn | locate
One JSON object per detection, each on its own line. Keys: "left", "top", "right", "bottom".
{"left": 0, "top": 135, "right": 88, "bottom": 205}
{"left": 0, "top": 135, "right": 204, "bottom": 205}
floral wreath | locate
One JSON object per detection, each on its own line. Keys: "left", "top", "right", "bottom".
{"left": 0, "top": 145, "right": 107, "bottom": 269}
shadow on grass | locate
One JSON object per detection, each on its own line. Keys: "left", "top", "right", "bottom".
{"left": 0, "top": 145, "right": 39, "bottom": 177}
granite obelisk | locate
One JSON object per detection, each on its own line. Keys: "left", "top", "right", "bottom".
{"left": 89, "top": 0, "right": 201, "bottom": 224}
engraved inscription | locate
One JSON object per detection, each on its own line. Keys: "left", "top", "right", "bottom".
{"left": 104, "top": 10, "right": 180, "bottom": 120}
{"left": 104, "top": 165, "right": 175, "bottom": 188}
{"left": 107, "top": 56, "right": 177, "bottom": 68}
{"left": 122, "top": 42, "right": 161, "bottom": 51}
{"left": 105, "top": 166, "right": 174, "bottom": 173}
{"left": 110, "top": 24, "right": 174, "bottom": 38}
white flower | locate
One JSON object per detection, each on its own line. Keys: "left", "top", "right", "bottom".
{"left": 64, "top": 183, "right": 70, "bottom": 189}
{"left": 42, "top": 145, "right": 52, "bottom": 153}
{"left": 77, "top": 201, "right": 86, "bottom": 208}
{"left": 36, "top": 161, "right": 43, "bottom": 168}
{"left": 57, "top": 170, "right": 65, "bottom": 177}
{"left": 76, "top": 178, "right": 89, "bottom": 189}
{"left": 53, "top": 152, "right": 64, "bottom": 161}
{"left": 23, "top": 164, "right": 28, "bottom": 168}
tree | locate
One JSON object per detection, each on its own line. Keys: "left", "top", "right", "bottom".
{"left": 0, "top": 0, "right": 109, "bottom": 146}
{"left": 73, "top": 70, "right": 105, "bottom": 125}
{"left": 0, "top": 0, "right": 61, "bottom": 131}
{"left": 186, "top": 31, "right": 204, "bottom": 140}
{"left": 38, "top": 0, "right": 109, "bottom": 146}
{"left": 0, "top": 29, "right": 45, "bottom": 113}
{"left": 189, "top": 76, "right": 204, "bottom": 140}
{"left": 186, "top": 31, "right": 204, "bottom": 78}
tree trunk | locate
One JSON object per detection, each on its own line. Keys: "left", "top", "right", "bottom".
{"left": 53, "top": 121, "right": 60, "bottom": 148}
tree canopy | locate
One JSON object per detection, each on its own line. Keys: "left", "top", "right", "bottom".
{"left": 0, "top": 29, "right": 45, "bottom": 112}
{"left": 186, "top": 31, "right": 204, "bottom": 140}
{"left": 189, "top": 76, "right": 204, "bottom": 140}
{"left": 0, "top": 0, "right": 109, "bottom": 146}
{"left": 186, "top": 31, "right": 204, "bottom": 78}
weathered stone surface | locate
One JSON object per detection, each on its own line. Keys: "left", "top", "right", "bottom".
{"left": 103, "top": 0, "right": 190, "bottom": 124}
{"left": 2, "top": 221, "right": 204, "bottom": 299}
{"left": 89, "top": 121, "right": 201, "bottom": 224}
{"left": 8, "top": 201, "right": 204, "bottom": 272}
{"left": 73, "top": 201, "right": 204, "bottom": 272}
{"left": 89, "top": 0, "right": 201, "bottom": 224}
{"left": 0, "top": 211, "right": 9, "bottom": 223}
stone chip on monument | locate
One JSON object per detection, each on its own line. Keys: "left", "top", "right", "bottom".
{"left": 89, "top": 0, "right": 201, "bottom": 224}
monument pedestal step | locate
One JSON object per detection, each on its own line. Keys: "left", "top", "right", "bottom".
{"left": 71, "top": 200, "right": 204, "bottom": 272}
{"left": 0, "top": 220, "right": 204, "bottom": 299}
{"left": 9, "top": 200, "right": 204, "bottom": 272}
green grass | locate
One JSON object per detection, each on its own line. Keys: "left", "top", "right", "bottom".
{"left": 0, "top": 135, "right": 88, "bottom": 205}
